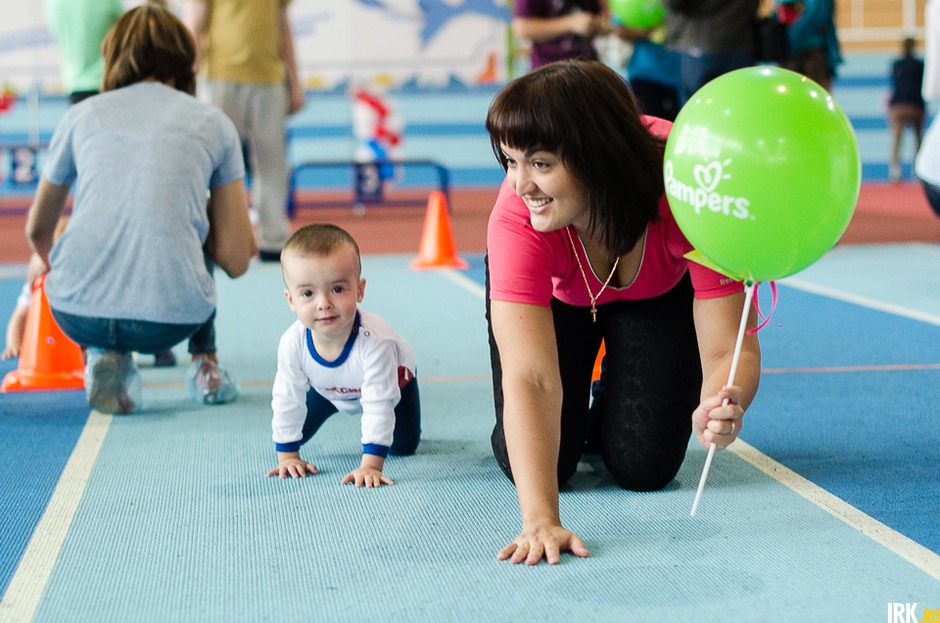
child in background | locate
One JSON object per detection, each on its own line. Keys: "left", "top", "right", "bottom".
{"left": 3, "top": 218, "right": 68, "bottom": 360}
{"left": 614, "top": 22, "right": 680, "bottom": 121}
{"left": 1, "top": 254, "right": 44, "bottom": 360}
{"left": 1, "top": 288, "right": 28, "bottom": 359}
{"left": 266, "top": 224, "right": 421, "bottom": 488}
{"left": 777, "top": 0, "right": 843, "bottom": 93}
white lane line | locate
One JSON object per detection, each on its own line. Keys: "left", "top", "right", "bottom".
{"left": 906, "top": 242, "right": 940, "bottom": 257}
{"left": 731, "top": 440, "right": 940, "bottom": 581}
{"left": 0, "top": 264, "right": 28, "bottom": 280}
{"left": 781, "top": 277, "right": 940, "bottom": 326}
{"left": 0, "top": 410, "right": 112, "bottom": 623}
{"left": 437, "top": 268, "right": 485, "bottom": 299}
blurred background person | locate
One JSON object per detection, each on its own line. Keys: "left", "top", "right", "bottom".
{"left": 183, "top": 0, "right": 306, "bottom": 263}
{"left": 44, "top": 0, "right": 123, "bottom": 104}
{"left": 615, "top": 21, "right": 680, "bottom": 121}
{"left": 512, "top": 0, "right": 612, "bottom": 71}
{"left": 664, "top": 0, "right": 760, "bottom": 106}
{"left": 777, "top": 0, "right": 843, "bottom": 93}
{"left": 26, "top": 4, "right": 256, "bottom": 413}
{"left": 915, "top": 0, "right": 940, "bottom": 217}
{"left": 887, "top": 36, "right": 925, "bottom": 183}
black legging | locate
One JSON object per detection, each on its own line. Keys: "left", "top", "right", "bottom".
{"left": 300, "top": 377, "right": 421, "bottom": 457}
{"left": 486, "top": 258, "right": 701, "bottom": 491}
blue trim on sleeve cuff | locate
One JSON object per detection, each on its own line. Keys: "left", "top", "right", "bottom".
{"left": 363, "top": 443, "right": 390, "bottom": 458}
{"left": 275, "top": 441, "right": 301, "bottom": 453}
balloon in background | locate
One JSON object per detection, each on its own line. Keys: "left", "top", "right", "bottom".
{"left": 609, "top": 0, "right": 665, "bottom": 29}
{"left": 663, "top": 67, "right": 860, "bottom": 283}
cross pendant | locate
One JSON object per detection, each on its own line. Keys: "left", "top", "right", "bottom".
{"left": 591, "top": 305, "right": 597, "bottom": 324}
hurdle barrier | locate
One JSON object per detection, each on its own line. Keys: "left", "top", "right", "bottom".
{"left": 287, "top": 158, "right": 451, "bottom": 215}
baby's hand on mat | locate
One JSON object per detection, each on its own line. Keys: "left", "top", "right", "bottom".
{"left": 266, "top": 457, "right": 318, "bottom": 479}
{"left": 342, "top": 466, "right": 394, "bottom": 488}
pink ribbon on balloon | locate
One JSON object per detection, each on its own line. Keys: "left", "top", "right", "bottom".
{"left": 746, "top": 281, "right": 778, "bottom": 335}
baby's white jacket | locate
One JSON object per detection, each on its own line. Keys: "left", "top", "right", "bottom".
{"left": 271, "top": 310, "right": 416, "bottom": 457}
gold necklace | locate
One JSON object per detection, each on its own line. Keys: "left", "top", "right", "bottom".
{"left": 566, "top": 226, "right": 619, "bottom": 323}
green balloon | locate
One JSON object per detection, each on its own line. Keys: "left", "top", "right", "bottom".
{"left": 663, "top": 67, "right": 860, "bottom": 283}
{"left": 610, "top": 0, "right": 665, "bottom": 29}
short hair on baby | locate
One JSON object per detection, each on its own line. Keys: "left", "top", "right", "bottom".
{"left": 283, "top": 224, "right": 362, "bottom": 274}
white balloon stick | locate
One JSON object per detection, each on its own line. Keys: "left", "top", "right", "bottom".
{"left": 690, "top": 280, "right": 756, "bottom": 518}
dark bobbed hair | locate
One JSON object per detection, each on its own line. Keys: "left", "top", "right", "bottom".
{"left": 101, "top": 4, "right": 196, "bottom": 95}
{"left": 486, "top": 60, "right": 665, "bottom": 258}
{"left": 283, "top": 224, "right": 362, "bottom": 276}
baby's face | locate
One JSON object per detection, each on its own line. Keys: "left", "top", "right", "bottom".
{"left": 282, "top": 247, "right": 365, "bottom": 341}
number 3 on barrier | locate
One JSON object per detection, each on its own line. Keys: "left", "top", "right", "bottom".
{"left": 354, "top": 162, "right": 383, "bottom": 205}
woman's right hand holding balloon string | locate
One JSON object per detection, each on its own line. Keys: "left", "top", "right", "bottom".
{"left": 692, "top": 385, "right": 745, "bottom": 450}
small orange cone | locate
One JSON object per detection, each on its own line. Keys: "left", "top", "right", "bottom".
{"left": 476, "top": 51, "right": 497, "bottom": 84}
{"left": 410, "top": 191, "right": 468, "bottom": 270}
{"left": 1, "top": 275, "right": 85, "bottom": 392}
{"left": 592, "top": 341, "right": 605, "bottom": 382}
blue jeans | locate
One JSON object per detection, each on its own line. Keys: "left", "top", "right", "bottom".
{"left": 51, "top": 254, "right": 219, "bottom": 356}
{"left": 51, "top": 309, "right": 216, "bottom": 355}
{"left": 678, "top": 50, "right": 754, "bottom": 106}
{"left": 299, "top": 377, "right": 421, "bottom": 456}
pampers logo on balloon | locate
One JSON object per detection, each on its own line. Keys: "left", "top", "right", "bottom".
{"left": 662, "top": 66, "right": 860, "bottom": 283}
{"left": 663, "top": 160, "right": 752, "bottom": 220}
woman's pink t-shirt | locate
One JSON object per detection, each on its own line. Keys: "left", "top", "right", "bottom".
{"left": 486, "top": 117, "right": 742, "bottom": 307}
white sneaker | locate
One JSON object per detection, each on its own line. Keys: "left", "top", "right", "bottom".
{"left": 84, "top": 348, "right": 141, "bottom": 414}
{"left": 187, "top": 360, "right": 239, "bottom": 405}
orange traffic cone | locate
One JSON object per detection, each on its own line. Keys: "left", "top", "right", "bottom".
{"left": 476, "top": 51, "right": 497, "bottom": 84}
{"left": 1, "top": 275, "right": 85, "bottom": 392}
{"left": 410, "top": 191, "right": 468, "bottom": 270}
{"left": 592, "top": 340, "right": 605, "bottom": 382}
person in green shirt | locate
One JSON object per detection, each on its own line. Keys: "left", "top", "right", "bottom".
{"left": 45, "top": 0, "right": 124, "bottom": 104}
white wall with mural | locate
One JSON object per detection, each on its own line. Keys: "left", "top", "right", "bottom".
{"left": 0, "top": 0, "right": 510, "bottom": 94}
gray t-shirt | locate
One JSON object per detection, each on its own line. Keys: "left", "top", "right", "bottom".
{"left": 43, "top": 81, "right": 244, "bottom": 325}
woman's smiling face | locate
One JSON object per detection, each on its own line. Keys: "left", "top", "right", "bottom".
{"left": 500, "top": 143, "right": 590, "bottom": 233}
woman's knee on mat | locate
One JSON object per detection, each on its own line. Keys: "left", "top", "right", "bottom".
{"left": 604, "top": 455, "right": 684, "bottom": 492}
